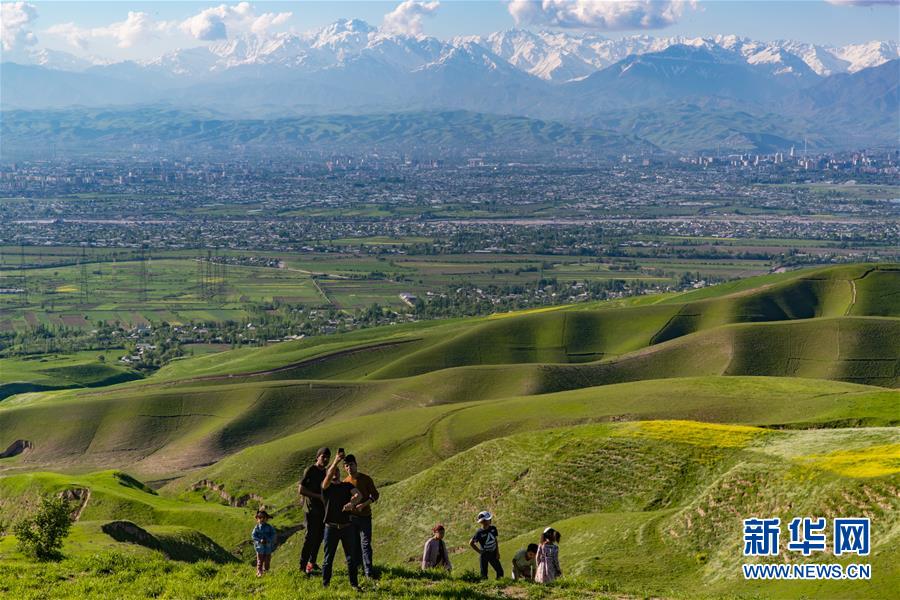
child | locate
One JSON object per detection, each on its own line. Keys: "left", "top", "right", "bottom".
{"left": 421, "top": 524, "right": 452, "bottom": 572}
{"left": 469, "top": 511, "right": 503, "bottom": 579}
{"left": 511, "top": 543, "right": 538, "bottom": 580}
{"left": 534, "top": 527, "right": 562, "bottom": 584}
{"left": 251, "top": 510, "right": 277, "bottom": 577}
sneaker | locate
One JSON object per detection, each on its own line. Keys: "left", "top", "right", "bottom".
{"left": 305, "top": 563, "right": 315, "bottom": 575}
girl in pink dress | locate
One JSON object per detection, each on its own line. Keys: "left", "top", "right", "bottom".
{"left": 535, "top": 527, "right": 562, "bottom": 584}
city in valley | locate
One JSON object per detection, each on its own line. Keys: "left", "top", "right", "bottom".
{"left": 2, "top": 150, "right": 897, "bottom": 368}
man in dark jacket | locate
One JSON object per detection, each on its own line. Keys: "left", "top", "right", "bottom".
{"left": 320, "top": 450, "right": 362, "bottom": 589}
{"left": 343, "top": 454, "right": 380, "bottom": 579}
{"left": 298, "top": 447, "right": 330, "bottom": 574}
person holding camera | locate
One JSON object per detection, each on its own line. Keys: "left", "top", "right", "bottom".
{"left": 320, "top": 449, "right": 363, "bottom": 589}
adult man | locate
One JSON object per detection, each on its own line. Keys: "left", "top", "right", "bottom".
{"left": 342, "top": 454, "right": 380, "bottom": 579}
{"left": 511, "top": 543, "right": 538, "bottom": 580}
{"left": 298, "top": 447, "right": 330, "bottom": 575}
{"left": 321, "top": 451, "right": 363, "bottom": 589}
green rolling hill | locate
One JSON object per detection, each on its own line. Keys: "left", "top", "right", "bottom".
{"left": 0, "top": 263, "right": 897, "bottom": 598}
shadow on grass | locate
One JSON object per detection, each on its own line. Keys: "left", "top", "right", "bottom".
{"left": 377, "top": 564, "right": 454, "bottom": 581}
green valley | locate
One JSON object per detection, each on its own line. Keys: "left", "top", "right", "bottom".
{"left": 0, "top": 263, "right": 897, "bottom": 598}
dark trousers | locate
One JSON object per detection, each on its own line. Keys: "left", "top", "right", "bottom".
{"left": 300, "top": 511, "right": 324, "bottom": 568}
{"left": 256, "top": 553, "right": 271, "bottom": 573}
{"left": 480, "top": 550, "right": 503, "bottom": 579}
{"left": 322, "top": 524, "right": 359, "bottom": 588}
{"left": 350, "top": 515, "right": 374, "bottom": 577}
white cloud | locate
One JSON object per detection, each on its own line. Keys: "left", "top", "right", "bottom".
{"left": 45, "top": 22, "right": 89, "bottom": 49}
{"left": 97, "top": 11, "right": 168, "bottom": 48}
{"left": 507, "top": 0, "right": 698, "bottom": 30}
{"left": 45, "top": 3, "right": 292, "bottom": 51}
{"left": 1, "top": 1, "right": 38, "bottom": 51}
{"left": 383, "top": 0, "right": 440, "bottom": 35}
{"left": 179, "top": 2, "right": 292, "bottom": 41}
{"left": 47, "top": 11, "right": 170, "bottom": 49}
{"left": 825, "top": 0, "right": 899, "bottom": 5}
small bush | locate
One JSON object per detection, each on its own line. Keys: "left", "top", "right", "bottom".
{"left": 13, "top": 495, "right": 73, "bottom": 561}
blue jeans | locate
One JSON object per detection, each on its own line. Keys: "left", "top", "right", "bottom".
{"left": 350, "top": 515, "right": 373, "bottom": 577}
{"left": 322, "top": 524, "right": 359, "bottom": 587}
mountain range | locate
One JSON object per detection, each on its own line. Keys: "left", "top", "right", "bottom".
{"left": 1, "top": 19, "right": 898, "bottom": 155}
{"left": 7, "top": 19, "right": 897, "bottom": 80}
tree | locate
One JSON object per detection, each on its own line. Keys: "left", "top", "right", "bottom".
{"left": 13, "top": 494, "right": 73, "bottom": 561}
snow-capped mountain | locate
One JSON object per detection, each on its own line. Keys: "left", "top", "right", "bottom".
{"left": 475, "top": 30, "right": 897, "bottom": 81}
{"left": 0, "top": 46, "right": 95, "bottom": 71}
{"left": 834, "top": 40, "right": 900, "bottom": 73}
{"left": 13, "top": 19, "right": 894, "bottom": 84}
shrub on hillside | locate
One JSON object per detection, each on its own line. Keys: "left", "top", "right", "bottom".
{"left": 13, "top": 495, "right": 73, "bottom": 561}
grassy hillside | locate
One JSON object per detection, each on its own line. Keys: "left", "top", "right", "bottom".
{"left": 372, "top": 422, "right": 898, "bottom": 582}
{"left": 370, "top": 264, "right": 895, "bottom": 379}
{"left": 1, "top": 374, "right": 895, "bottom": 483}
{"left": 171, "top": 377, "right": 899, "bottom": 501}
{"left": 0, "top": 351, "right": 141, "bottom": 401}
{"left": 0, "top": 263, "right": 897, "bottom": 598}
{"left": 2, "top": 419, "right": 896, "bottom": 598}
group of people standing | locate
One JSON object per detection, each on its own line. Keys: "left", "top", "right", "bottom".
{"left": 423, "top": 511, "right": 563, "bottom": 584}
{"left": 251, "top": 446, "right": 562, "bottom": 587}
{"left": 298, "top": 447, "right": 379, "bottom": 589}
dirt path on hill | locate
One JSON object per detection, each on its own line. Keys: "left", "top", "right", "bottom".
{"left": 845, "top": 266, "right": 877, "bottom": 316}
{"left": 72, "top": 488, "right": 91, "bottom": 521}
{"left": 846, "top": 279, "right": 858, "bottom": 316}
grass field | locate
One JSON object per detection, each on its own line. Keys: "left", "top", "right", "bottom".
{"left": 0, "top": 257, "right": 325, "bottom": 332}
{"left": 0, "top": 263, "right": 897, "bottom": 598}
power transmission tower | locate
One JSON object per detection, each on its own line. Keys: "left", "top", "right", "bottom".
{"left": 138, "top": 245, "right": 149, "bottom": 303}
{"left": 206, "top": 250, "right": 214, "bottom": 301}
{"left": 79, "top": 246, "right": 90, "bottom": 304}
{"left": 20, "top": 244, "right": 28, "bottom": 304}
{"left": 217, "top": 250, "right": 227, "bottom": 304}
{"left": 197, "top": 248, "right": 206, "bottom": 300}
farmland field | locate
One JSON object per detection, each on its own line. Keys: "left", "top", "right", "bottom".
{"left": 0, "top": 247, "right": 789, "bottom": 330}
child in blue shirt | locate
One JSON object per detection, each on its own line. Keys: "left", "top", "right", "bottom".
{"left": 251, "top": 510, "right": 277, "bottom": 577}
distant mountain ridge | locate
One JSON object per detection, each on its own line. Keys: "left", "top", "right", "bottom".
{"left": 0, "top": 108, "right": 657, "bottom": 159}
{"left": 6, "top": 20, "right": 897, "bottom": 80}
{"left": 1, "top": 19, "right": 897, "bottom": 154}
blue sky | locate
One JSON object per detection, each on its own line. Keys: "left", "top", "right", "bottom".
{"left": 2, "top": 1, "right": 898, "bottom": 61}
